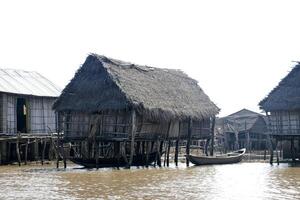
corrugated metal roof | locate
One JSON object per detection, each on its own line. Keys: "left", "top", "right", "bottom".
{"left": 0, "top": 69, "right": 61, "bottom": 97}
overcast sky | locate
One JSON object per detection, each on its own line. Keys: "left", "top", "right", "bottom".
{"left": 0, "top": 0, "right": 299, "bottom": 116}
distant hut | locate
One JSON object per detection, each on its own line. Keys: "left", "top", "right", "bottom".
{"left": 259, "top": 63, "right": 300, "bottom": 163}
{"left": 53, "top": 54, "right": 219, "bottom": 167}
{"left": 216, "top": 109, "right": 268, "bottom": 152}
{"left": 0, "top": 69, "right": 61, "bottom": 165}
{"left": 0, "top": 69, "right": 61, "bottom": 135}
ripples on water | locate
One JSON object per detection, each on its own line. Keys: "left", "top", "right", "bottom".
{"left": 0, "top": 162, "right": 300, "bottom": 200}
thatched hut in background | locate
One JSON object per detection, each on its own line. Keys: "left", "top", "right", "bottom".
{"left": 259, "top": 63, "right": 300, "bottom": 163}
{"left": 53, "top": 54, "right": 219, "bottom": 167}
{"left": 215, "top": 109, "right": 268, "bottom": 152}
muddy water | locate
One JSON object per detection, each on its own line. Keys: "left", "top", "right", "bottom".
{"left": 0, "top": 162, "right": 300, "bottom": 200}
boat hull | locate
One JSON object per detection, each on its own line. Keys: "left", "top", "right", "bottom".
{"left": 187, "top": 148, "right": 246, "bottom": 165}
{"left": 70, "top": 152, "right": 159, "bottom": 168}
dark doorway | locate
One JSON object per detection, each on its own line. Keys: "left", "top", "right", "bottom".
{"left": 17, "top": 98, "right": 27, "bottom": 133}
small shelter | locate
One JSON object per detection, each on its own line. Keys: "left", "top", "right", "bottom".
{"left": 53, "top": 54, "right": 219, "bottom": 167}
{"left": 259, "top": 63, "right": 300, "bottom": 163}
{"left": 216, "top": 109, "right": 268, "bottom": 152}
{"left": 0, "top": 69, "right": 61, "bottom": 165}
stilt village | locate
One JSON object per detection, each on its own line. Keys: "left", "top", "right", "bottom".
{"left": 0, "top": 54, "right": 299, "bottom": 168}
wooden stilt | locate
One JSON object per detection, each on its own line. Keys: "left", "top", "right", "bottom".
{"left": 34, "top": 138, "right": 39, "bottom": 161}
{"left": 122, "top": 142, "right": 129, "bottom": 166}
{"left": 95, "top": 141, "right": 99, "bottom": 169}
{"left": 25, "top": 139, "right": 29, "bottom": 165}
{"left": 128, "top": 110, "right": 136, "bottom": 168}
{"left": 269, "top": 138, "right": 274, "bottom": 165}
{"left": 7, "top": 142, "right": 11, "bottom": 162}
{"left": 146, "top": 141, "right": 151, "bottom": 167}
{"left": 205, "top": 138, "right": 210, "bottom": 156}
{"left": 175, "top": 139, "right": 179, "bottom": 166}
{"left": 156, "top": 140, "right": 161, "bottom": 167}
{"left": 0, "top": 142, "right": 2, "bottom": 165}
{"left": 186, "top": 118, "right": 193, "bottom": 167}
{"left": 291, "top": 138, "right": 295, "bottom": 162}
{"left": 41, "top": 139, "right": 47, "bottom": 165}
{"left": 166, "top": 140, "right": 171, "bottom": 167}
{"left": 276, "top": 146, "right": 279, "bottom": 165}
{"left": 210, "top": 117, "right": 216, "bottom": 156}
{"left": 56, "top": 134, "right": 60, "bottom": 168}
{"left": 16, "top": 135, "right": 21, "bottom": 166}
{"left": 163, "top": 122, "right": 172, "bottom": 167}
{"left": 142, "top": 141, "right": 146, "bottom": 164}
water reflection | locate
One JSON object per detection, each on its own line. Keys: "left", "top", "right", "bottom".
{"left": 0, "top": 163, "right": 300, "bottom": 199}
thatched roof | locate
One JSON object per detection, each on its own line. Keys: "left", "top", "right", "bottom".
{"left": 53, "top": 54, "right": 219, "bottom": 120}
{"left": 259, "top": 64, "right": 300, "bottom": 111}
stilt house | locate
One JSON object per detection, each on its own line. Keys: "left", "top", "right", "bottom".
{"left": 53, "top": 54, "right": 219, "bottom": 166}
{"left": 0, "top": 69, "right": 61, "bottom": 135}
{"left": 216, "top": 109, "right": 268, "bottom": 151}
{"left": 259, "top": 63, "right": 300, "bottom": 162}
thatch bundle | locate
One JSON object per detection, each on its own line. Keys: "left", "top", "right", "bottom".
{"left": 259, "top": 64, "right": 300, "bottom": 111}
{"left": 53, "top": 54, "right": 219, "bottom": 121}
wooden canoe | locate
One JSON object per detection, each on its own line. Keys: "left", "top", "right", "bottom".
{"left": 186, "top": 148, "right": 246, "bottom": 165}
{"left": 70, "top": 152, "right": 159, "bottom": 168}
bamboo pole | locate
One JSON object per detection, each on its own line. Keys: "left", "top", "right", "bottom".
{"left": 166, "top": 140, "right": 171, "bottom": 167}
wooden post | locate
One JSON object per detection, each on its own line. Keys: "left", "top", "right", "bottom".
{"left": 210, "top": 117, "right": 216, "bottom": 156}
{"left": 175, "top": 139, "right": 179, "bottom": 166}
{"left": 56, "top": 133, "right": 60, "bottom": 168}
{"left": 24, "top": 139, "right": 29, "bottom": 165}
{"left": 34, "top": 138, "right": 39, "bottom": 161}
{"left": 128, "top": 110, "right": 136, "bottom": 168}
{"left": 95, "top": 141, "right": 99, "bottom": 169}
{"left": 41, "top": 139, "right": 47, "bottom": 165}
{"left": 276, "top": 139, "right": 279, "bottom": 165}
{"left": 146, "top": 141, "right": 151, "bottom": 167}
{"left": 16, "top": 135, "right": 21, "bottom": 166}
{"left": 205, "top": 138, "right": 210, "bottom": 156}
{"left": 186, "top": 118, "right": 193, "bottom": 166}
{"left": 122, "top": 142, "right": 129, "bottom": 166}
{"left": 291, "top": 138, "right": 295, "bottom": 162}
{"left": 166, "top": 140, "right": 171, "bottom": 167}
{"left": 0, "top": 142, "right": 2, "bottom": 165}
{"left": 269, "top": 138, "right": 274, "bottom": 165}
{"left": 175, "top": 122, "right": 181, "bottom": 167}
{"left": 156, "top": 140, "right": 161, "bottom": 167}
{"left": 163, "top": 122, "right": 171, "bottom": 167}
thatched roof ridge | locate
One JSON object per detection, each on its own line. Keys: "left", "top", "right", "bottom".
{"left": 259, "top": 64, "right": 300, "bottom": 111}
{"left": 53, "top": 54, "right": 219, "bottom": 120}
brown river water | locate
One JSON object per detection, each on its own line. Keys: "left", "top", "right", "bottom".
{"left": 0, "top": 162, "right": 299, "bottom": 200}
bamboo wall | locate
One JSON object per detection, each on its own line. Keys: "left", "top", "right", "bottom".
{"left": 60, "top": 111, "right": 212, "bottom": 141}
{"left": 269, "top": 111, "right": 300, "bottom": 135}
{"left": 0, "top": 93, "right": 57, "bottom": 135}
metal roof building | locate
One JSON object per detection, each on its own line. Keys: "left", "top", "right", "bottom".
{"left": 0, "top": 69, "right": 61, "bottom": 135}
